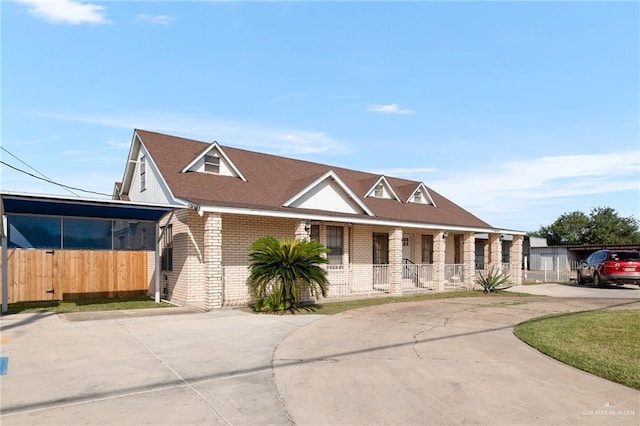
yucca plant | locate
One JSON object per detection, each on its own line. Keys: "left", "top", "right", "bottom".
{"left": 475, "top": 267, "right": 511, "bottom": 293}
{"left": 248, "top": 236, "right": 329, "bottom": 313}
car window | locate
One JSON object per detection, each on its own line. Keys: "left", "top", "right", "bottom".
{"left": 596, "top": 252, "right": 608, "bottom": 262}
{"left": 611, "top": 252, "right": 640, "bottom": 261}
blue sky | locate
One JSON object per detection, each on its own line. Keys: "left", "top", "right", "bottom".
{"left": 1, "top": 0, "right": 638, "bottom": 232}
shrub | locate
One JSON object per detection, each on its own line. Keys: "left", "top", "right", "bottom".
{"left": 476, "top": 267, "right": 511, "bottom": 293}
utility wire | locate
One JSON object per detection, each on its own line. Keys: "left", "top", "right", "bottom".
{"left": 1, "top": 146, "right": 79, "bottom": 197}
{"left": 0, "top": 160, "right": 112, "bottom": 197}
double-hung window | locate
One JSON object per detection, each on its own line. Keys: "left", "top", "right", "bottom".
{"left": 161, "top": 224, "right": 173, "bottom": 271}
{"left": 326, "top": 226, "right": 344, "bottom": 264}
{"left": 204, "top": 155, "right": 220, "bottom": 173}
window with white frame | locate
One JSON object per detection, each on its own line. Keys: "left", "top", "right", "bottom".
{"left": 204, "top": 154, "right": 220, "bottom": 173}
{"left": 413, "top": 190, "right": 422, "bottom": 203}
{"left": 140, "top": 156, "right": 146, "bottom": 191}
{"left": 374, "top": 183, "right": 384, "bottom": 197}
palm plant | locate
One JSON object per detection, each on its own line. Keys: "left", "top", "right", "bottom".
{"left": 248, "top": 236, "right": 329, "bottom": 313}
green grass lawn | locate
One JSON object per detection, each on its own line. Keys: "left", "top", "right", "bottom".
{"left": 4, "top": 297, "right": 174, "bottom": 315}
{"left": 514, "top": 310, "right": 640, "bottom": 390}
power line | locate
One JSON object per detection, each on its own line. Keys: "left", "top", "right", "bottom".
{"left": 0, "top": 160, "right": 112, "bottom": 197}
{"left": 0, "top": 146, "right": 79, "bottom": 196}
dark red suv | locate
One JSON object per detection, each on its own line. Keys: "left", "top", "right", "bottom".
{"left": 577, "top": 249, "right": 640, "bottom": 287}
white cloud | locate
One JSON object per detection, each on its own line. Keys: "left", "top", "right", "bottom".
{"left": 136, "top": 14, "right": 175, "bottom": 25}
{"left": 14, "top": 0, "right": 108, "bottom": 25}
{"left": 106, "top": 140, "right": 130, "bottom": 149}
{"left": 428, "top": 151, "right": 640, "bottom": 229}
{"left": 39, "top": 110, "right": 353, "bottom": 156}
{"left": 368, "top": 103, "right": 415, "bottom": 115}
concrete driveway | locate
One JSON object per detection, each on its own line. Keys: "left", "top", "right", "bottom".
{"left": 0, "top": 309, "right": 323, "bottom": 425}
{"left": 275, "top": 296, "right": 639, "bottom": 426}
{"left": 1, "top": 295, "right": 639, "bottom": 425}
{"left": 508, "top": 282, "right": 640, "bottom": 298}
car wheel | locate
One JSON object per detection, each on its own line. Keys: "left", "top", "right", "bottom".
{"left": 577, "top": 271, "right": 585, "bottom": 285}
{"left": 594, "top": 273, "right": 603, "bottom": 288}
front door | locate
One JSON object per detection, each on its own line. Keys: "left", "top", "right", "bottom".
{"left": 402, "top": 235, "right": 413, "bottom": 262}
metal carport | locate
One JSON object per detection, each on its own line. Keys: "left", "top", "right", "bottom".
{"left": 1, "top": 191, "right": 181, "bottom": 313}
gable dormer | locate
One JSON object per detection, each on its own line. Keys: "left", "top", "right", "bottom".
{"left": 181, "top": 142, "right": 247, "bottom": 181}
{"left": 407, "top": 182, "right": 436, "bottom": 206}
{"left": 365, "top": 176, "right": 401, "bottom": 202}
{"left": 283, "top": 170, "right": 374, "bottom": 216}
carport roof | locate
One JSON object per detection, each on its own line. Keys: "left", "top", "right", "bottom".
{"left": 1, "top": 192, "right": 180, "bottom": 221}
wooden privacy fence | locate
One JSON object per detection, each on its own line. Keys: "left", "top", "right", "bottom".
{"left": 1, "top": 249, "right": 150, "bottom": 303}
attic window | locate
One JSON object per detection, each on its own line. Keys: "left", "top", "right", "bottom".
{"left": 374, "top": 184, "right": 383, "bottom": 197}
{"left": 204, "top": 155, "right": 220, "bottom": 173}
{"left": 140, "top": 156, "right": 146, "bottom": 192}
{"left": 414, "top": 190, "right": 422, "bottom": 203}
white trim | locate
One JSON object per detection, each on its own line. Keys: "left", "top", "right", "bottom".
{"left": 282, "top": 170, "right": 375, "bottom": 216}
{"left": 180, "top": 142, "right": 248, "bottom": 182}
{"left": 365, "top": 176, "right": 401, "bottom": 202}
{"left": 407, "top": 182, "right": 437, "bottom": 206}
{"left": 120, "top": 132, "right": 182, "bottom": 205}
{"left": 193, "top": 203, "right": 518, "bottom": 234}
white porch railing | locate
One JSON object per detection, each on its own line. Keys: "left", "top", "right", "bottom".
{"left": 444, "top": 264, "right": 465, "bottom": 290}
{"left": 221, "top": 263, "right": 477, "bottom": 306}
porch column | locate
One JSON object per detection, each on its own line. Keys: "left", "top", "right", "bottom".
{"left": 463, "top": 232, "right": 476, "bottom": 289}
{"left": 488, "top": 233, "right": 502, "bottom": 272}
{"left": 204, "top": 213, "right": 223, "bottom": 310}
{"left": 389, "top": 228, "right": 403, "bottom": 295}
{"left": 295, "top": 220, "right": 309, "bottom": 241}
{"left": 433, "top": 231, "right": 446, "bottom": 291}
{"left": 510, "top": 235, "right": 524, "bottom": 284}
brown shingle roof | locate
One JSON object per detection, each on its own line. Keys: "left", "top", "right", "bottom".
{"left": 135, "top": 129, "right": 493, "bottom": 229}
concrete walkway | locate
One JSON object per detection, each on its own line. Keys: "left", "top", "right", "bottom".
{"left": 275, "top": 297, "right": 640, "bottom": 426}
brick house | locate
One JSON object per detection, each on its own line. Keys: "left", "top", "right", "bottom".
{"left": 116, "top": 129, "right": 524, "bottom": 310}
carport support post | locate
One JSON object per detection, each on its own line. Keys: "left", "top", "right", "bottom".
{"left": 155, "top": 222, "right": 161, "bottom": 303}
{"left": 2, "top": 215, "right": 8, "bottom": 313}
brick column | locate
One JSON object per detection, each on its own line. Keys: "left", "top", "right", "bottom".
{"left": 295, "top": 220, "right": 309, "bottom": 241}
{"left": 488, "top": 233, "right": 502, "bottom": 273}
{"left": 510, "top": 235, "right": 524, "bottom": 284}
{"left": 204, "top": 213, "right": 223, "bottom": 310}
{"left": 463, "top": 232, "right": 476, "bottom": 289}
{"left": 433, "top": 231, "right": 446, "bottom": 291}
{"left": 389, "top": 228, "right": 403, "bottom": 295}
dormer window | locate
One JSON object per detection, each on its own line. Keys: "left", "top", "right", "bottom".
{"left": 374, "top": 184, "right": 383, "bottom": 197}
{"left": 204, "top": 155, "right": 220, "bottom": 173}
{"left": 414, "top": 190, "right": 422, "bottom": 203}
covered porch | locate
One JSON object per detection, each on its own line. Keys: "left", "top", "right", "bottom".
{"left": 216, "top": 216, "right": 524, "bottom": 306}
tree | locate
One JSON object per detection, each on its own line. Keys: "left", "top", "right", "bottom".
{"left": 532, "top": 211, "right": 589, "bottom": 245}
{"left": 531, "top": 207, "right": 640, "bottom": 245}
{"left": 248, "top": 236, "right": 329, "bottom": 313}
{"left": 585, "top": 207, "right": 640, "bottom": 245}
